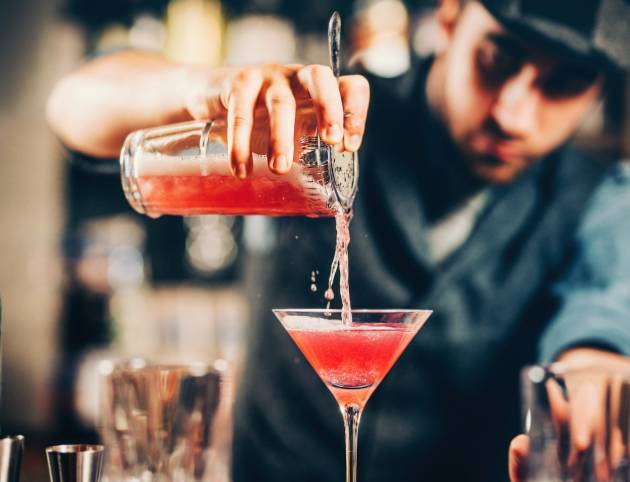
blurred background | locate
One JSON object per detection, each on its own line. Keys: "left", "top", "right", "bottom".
{"left": 0, "top": 0, "right": 628, "bottom": 478}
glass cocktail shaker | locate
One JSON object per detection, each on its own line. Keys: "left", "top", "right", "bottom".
{"left": 120, "top": 105, "right": 358, "bottom": 218}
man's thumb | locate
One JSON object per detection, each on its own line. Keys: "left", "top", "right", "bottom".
{"left": 509, "top": 434, "right": 530, "bottom": 482}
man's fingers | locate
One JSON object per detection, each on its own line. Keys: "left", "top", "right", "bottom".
{"left": 339, "top": 75, "right": 369, "bottom": 152}
{"left": 609, "top": 380, "right": 630, "bottom": 470}
{"left": 227, "top": 69, "right": 264, "bottom": 179}
{"left": 222, "top": 64, "right": 369, "bottom": 178}
{"left": 297, "top": 65, "right": 344, "bottom": 145}
{"left": 509, "top": 434, "right": 530, "bottom": 482}
{"left": 546, "top": 378, "right": 572, "bottom": 465}
{"left": 547, "top": 378, "right": 570, "bottom": 428}
{"left": 569, "top": 381, "right": 604, "bottom": 456}
{"left": 264, "top": 76, "right": 296, "bottom": 174}
{"left": 562, "top": 375, "right": 615, "bottom": 481}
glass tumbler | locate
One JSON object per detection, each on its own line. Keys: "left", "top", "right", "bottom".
{"left": 521, "top": 362, "right": 630, "bottom": 482}
{"left": 98, "top": 361, "right": 227, "bottom": 482}
{"left": 120, "top": 105, "right": 358, "bottom": 218}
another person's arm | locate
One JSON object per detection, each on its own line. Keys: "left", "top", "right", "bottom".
{"left": 46, "top": 50, "right": 370, "bottom": 177}
{"left": 538, "top": 163, "right": 630, "bottom": 362}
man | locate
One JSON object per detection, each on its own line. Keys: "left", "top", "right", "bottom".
{"left": 47, "top": 0, "right": 630, "bottom": 480}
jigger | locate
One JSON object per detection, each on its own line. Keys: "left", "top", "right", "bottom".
{"left": 0, "top": 435, "right": 24, "bottom": 482}
{"left": 46, "top": 445, "right": 104, "bottom": 482}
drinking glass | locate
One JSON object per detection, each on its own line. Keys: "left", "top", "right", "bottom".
{"left": 522, "top": 362, "right": 630, "bottom": 482}
{"left": 98, "top": 361, "right": 227, "bottom": 482}
{"left": 46, "top": 444, "right": 104, "bottom": 482}
{"left": 273, "top": 309, "right": 431, "bottom": 482}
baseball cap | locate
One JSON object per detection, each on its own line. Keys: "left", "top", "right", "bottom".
{"left": 480, "top": 0, "right": 630, "bottom": 71}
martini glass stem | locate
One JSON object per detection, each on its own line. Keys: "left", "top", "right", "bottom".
{"left": 342, "top": 404, "right": 362, "bottom": 482}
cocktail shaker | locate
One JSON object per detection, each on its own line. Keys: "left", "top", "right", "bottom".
{"left": 120, "top": 108, "right": 358, "bottom": 218}
{"left": 120, "top": 12, "right": 357, "bottom": 219}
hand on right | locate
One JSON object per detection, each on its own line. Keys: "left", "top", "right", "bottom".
{"left": 509, "top": 349, "right": 630, "bottom": 482}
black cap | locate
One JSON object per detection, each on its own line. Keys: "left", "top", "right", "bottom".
{"left": 480, "top": 0, "right": 630, "bottom": 71}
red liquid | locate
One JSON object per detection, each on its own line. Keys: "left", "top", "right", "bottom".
{"left": 136, "top": 174, "right": 334, "bottom": 217}
{"left": 287, "top": 323, "right": 419, "bottom": 408}
{"left": 324, "top": 208, "right": 353, "bottom": 323}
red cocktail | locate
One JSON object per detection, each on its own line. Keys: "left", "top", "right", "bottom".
{"left": 136, "top": 172, "right": 333, "bottom": 217}
{"left": 273, "top": 309, "right": 432, "bottom": 482}
{"left": 286, "top": 323, "right": 419, "bottom": 408}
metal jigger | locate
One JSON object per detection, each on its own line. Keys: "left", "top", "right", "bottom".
{"left": 46, "top": 445, "right": 104, "bottom": 482}
{"left": 0, "top": 436, "right": 24, "bottom": 482}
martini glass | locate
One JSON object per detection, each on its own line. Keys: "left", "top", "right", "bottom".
{"left": 273, "top": 309, "right": 431, "bottom": 482}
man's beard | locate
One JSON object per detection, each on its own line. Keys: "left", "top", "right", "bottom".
{"left": 461, "top": 148, "right": 534, "bottom": 184}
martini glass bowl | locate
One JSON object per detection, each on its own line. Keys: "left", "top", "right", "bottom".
{"left": 273, "top": 309, "right": 432, "bottom": 482}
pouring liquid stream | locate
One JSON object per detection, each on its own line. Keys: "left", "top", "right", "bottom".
{"left": 322, "top": 11, "right": 356, "bottom": 326}
{"left": 324, "top": 206, "right": 353, "bottom": 324}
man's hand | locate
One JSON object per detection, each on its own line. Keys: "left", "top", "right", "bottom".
{"left": 181, "top": 63, "right": 369, "bottom": 178}
{"left": 509, "top": 434, "right": 530, "bottom": 482}
{"left": 47, "top": 51, "right": 370, "bottom": 178}
{"left": 509, "top": 348, "right": 630, "bottom": 482}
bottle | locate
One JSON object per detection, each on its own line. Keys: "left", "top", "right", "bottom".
{"left": 120, "top": 105, "right": 358, "bottom": 218}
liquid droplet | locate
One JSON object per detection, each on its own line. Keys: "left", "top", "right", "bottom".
{"left": 310, "top": 283, "right": 318, "bottom": 292}
{"left": 324, "top": 288, "right": 335, "bottom": 301}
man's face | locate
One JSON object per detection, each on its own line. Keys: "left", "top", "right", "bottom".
{"left": 436, "top": 2, "right": 603, "bottom": 183}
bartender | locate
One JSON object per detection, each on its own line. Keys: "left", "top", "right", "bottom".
{"left": 47, "top": 0, "right": 630, "bottom": 481}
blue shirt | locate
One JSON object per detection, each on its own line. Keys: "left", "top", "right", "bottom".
{"left": 541, "top": 162, "right": 630, "bottom": 361}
